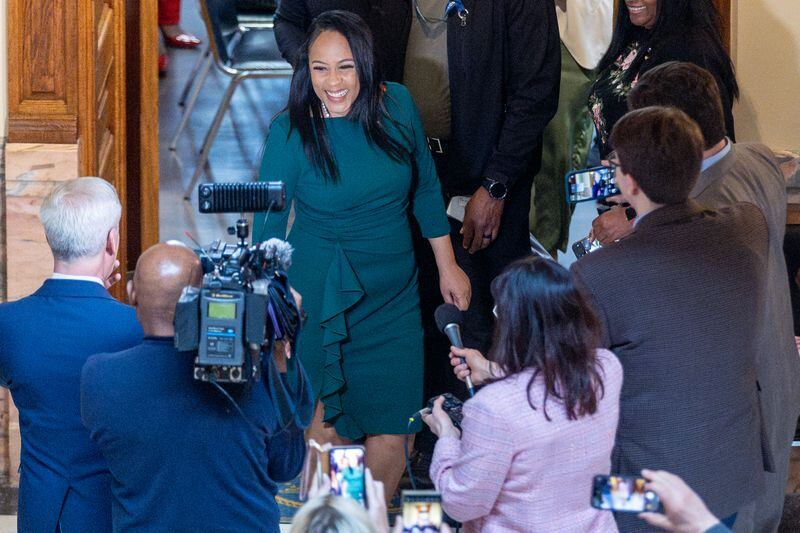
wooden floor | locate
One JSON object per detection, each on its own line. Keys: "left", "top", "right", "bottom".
{"left": 157, "top": 0, "right": 290, "bottom": 246}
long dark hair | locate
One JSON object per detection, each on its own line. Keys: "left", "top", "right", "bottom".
{"left": 598, "top": 0, "right": 738, "bottom": 101}
{"left": 489, "top": 257, "right": 605, "bottom": 421}
{"left": 287, "top": 11, "right": 410, "bottom": 183}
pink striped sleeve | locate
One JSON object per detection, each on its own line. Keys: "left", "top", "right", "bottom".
{"left": 429, "top": 395, "right": 514, "bottom": 522}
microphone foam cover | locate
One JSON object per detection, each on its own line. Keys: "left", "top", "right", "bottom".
{"left": 434, "top": 303, "right": 463, "bottom": 333}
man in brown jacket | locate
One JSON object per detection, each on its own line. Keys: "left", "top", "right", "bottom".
{"left": 571, "top": 106, "right": 770, "bottom": 532}
{"left": 592, "top": 61, "right": 800, "bottom": 532}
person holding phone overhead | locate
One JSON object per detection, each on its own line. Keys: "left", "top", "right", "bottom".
{"left": 423, "top": 256, "right": 622, "bottom": 532}
{"left": 254, "top": 11, "right": 470, "bottom": 502}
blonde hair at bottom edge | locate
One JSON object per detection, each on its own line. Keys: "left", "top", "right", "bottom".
{"left": 290, "top": 494, "right": 378, "bottom": 533}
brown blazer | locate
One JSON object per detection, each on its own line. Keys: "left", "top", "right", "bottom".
{"left": 571, "top": 200, "right": 769, "bottom": 529}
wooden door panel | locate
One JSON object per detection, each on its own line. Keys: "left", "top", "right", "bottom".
{"left": 79, "top": 0, "right": 129, "bottom": 300}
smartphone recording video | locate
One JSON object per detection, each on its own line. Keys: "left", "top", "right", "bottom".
{"left": 566, "top": 166, "right": 620, "bottom": 203}
{"left": 402, "top": 491, "right": 443, "bottom": 532}
{"left": 572, "top": 236, "right": 602, "bottom": 259}
{"left": 591, "top": 475, "right": 661, "bottom": 513}
{"left": 329, "top": 446, "right": 367, "bottom": 506}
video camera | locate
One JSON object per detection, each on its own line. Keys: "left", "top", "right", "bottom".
{"left": 174, "top": 182, "right": 300, "bottom": 385}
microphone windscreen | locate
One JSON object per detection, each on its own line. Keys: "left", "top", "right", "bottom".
{"left": 434, "top": 303, "right": 463, "bottom": 333}
{"left": 260, "top": 238, "right": 294, "bottom": 270}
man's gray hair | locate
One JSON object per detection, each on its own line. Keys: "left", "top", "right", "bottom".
{"left": 39, "top": 177, "right": 122, "bottom": 261}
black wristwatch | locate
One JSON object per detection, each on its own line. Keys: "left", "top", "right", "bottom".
{"left": 482, "top": 177, "right": 507, "bottom": 200}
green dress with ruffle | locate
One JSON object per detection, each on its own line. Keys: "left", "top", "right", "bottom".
{"left": 253, "top": 82, "right": 449, "bottom": 440}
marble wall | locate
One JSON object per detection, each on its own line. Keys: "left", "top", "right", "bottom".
{"left": 5, "top": 143, "right": 77, "bottom": 301}
{"left": 2, "top": 142, "right": 78, "bottom": 487}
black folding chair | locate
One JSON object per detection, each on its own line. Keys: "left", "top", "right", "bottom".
{"left": 172, "top": 3, "right": 289, "bottom": 197}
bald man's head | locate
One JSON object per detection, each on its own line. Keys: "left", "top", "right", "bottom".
{"left": 128, "top": 243, "right": 202, "bottom": 335}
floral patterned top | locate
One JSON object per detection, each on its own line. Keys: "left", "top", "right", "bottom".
{"left": 588, "top": 41, "right": 651, "bottom": 158}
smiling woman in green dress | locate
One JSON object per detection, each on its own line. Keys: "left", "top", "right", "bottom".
{"left": 253, "top": 11, "right": 470, "bottom": 500}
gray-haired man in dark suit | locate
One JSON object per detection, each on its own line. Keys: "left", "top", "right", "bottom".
{"left": 571, "top": 106, "right": 771, "bottom": 532}
{"left": 592, "top": 61, "right": 800, "bottom": 533}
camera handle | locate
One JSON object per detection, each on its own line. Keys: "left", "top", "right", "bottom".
{"left": 227, "top": 216, "right": 250, "bottom": 250}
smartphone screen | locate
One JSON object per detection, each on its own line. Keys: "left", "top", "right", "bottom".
{"left": 591, "top": 475, "right": 661, "bottom": 513}
{"left": 566, "top": 166, "right": 620, "bottom": 203}
{"left": 329, "top": 446, "right": 366, "bottom": 506}
{"left": 572, "top": 237, "right": 602, "bottom": 259}
{"left": 402, "top": 491, "right": 443, "bottom": 532}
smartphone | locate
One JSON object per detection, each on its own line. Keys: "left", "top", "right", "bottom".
{"left": 566, "top": 166, "right": 620, "bottom": 203}
{"left": 572, "top": 236, "right": 602, "bottom": 259}
{"left": 591, "top": 475, "right": 661, "bottom": 513}
{"left": 402, "top": 490, "right": 443, "bottom": 532}
{"left": 329, "top": 446, "right": 367, "bottom": 506}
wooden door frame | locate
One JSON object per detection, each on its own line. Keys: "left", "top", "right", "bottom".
{"left": 75, "top": 0, "right": 160, "bottom": 298}
{"left": 125, "top": 0, "right": 160, "bottom": 266}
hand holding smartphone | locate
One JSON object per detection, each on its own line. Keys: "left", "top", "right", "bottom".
{"left": 402, "top": 490, "right": 443, "bottom": 532}
{"left": 591, "top": 474, "right": 661, "bottom": 513}
{"left": 329, "top": 446, "right": 367, "bottom": 507}
{"left": 566, "top": 166, "right": 621, "bottom": 204}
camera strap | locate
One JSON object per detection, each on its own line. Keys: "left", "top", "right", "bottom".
{"left": 264, "top": 344, "right": 314, "bottom": 432}
{"left": 264, "top": 277, "right": 314, "bottom": 431}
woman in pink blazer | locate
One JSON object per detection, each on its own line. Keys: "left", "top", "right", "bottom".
{"left": 423, "top": 256, "right": 623, "bottom": 532}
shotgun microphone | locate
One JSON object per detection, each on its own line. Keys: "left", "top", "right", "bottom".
{"left": 434, "top": 303, "right": 475, "bottom": 397}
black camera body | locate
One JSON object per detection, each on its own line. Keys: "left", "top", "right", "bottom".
{"left": 174, "top": 182, "right": 296, "bottom": 384}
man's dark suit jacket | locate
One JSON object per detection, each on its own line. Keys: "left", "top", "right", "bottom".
{"left": 0, "top": 279, "right": 143, "bottom": 532}
{"left": 273, "top": 0, "right": 561, "bottom": 195}
{"left": 570, "top": 201, "right": 770, "bottom": 530}
{"left": 81, "top": 338, "right": 307, "bottom": 532}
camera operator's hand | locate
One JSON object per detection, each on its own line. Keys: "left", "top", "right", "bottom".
{"left": 461, "top": 187, "right": 504, "bottom": 254}
{"left": 450, "top": 346, "right": 494, "bottom": 386}
{"left": 638, "top": 469, "right": 721, "bottom": 533}
{"left": 422, "top": 396, "right": 461, "bottom": 440}
{"left": 591, "top": 205, "right": 634, "bottom": 245}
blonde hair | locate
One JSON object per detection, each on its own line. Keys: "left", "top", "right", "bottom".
{"left": 290, "top": 495, "right": 377, "bottom": 533}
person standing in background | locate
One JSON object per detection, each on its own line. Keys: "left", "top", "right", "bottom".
{"left": 403, "top": 0, "right": 561, "bottom": 405}
{"left": 588, "top": 0, "right": 737, "bottom": 159}
{"left": 157, "top": 0, "right": 202, "bottom": 74}
{"left": 530, "top": 0, "right": 614, "bottom": 256}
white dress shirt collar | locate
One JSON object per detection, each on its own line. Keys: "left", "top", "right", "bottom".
{"left": 51, "top": 273, "right": 105, "bottom": 287}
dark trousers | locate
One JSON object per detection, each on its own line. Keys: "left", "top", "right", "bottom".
{"left": 417, "top": 154, "right": 533, "bottom": 403}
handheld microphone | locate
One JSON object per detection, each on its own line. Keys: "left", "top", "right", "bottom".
{"left": 434, "top": 303, "right": 475, "bottom": 397}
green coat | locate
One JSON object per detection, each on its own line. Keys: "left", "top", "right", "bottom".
{"left": 254, "top": 83, "right": 449, "bottom": 439}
